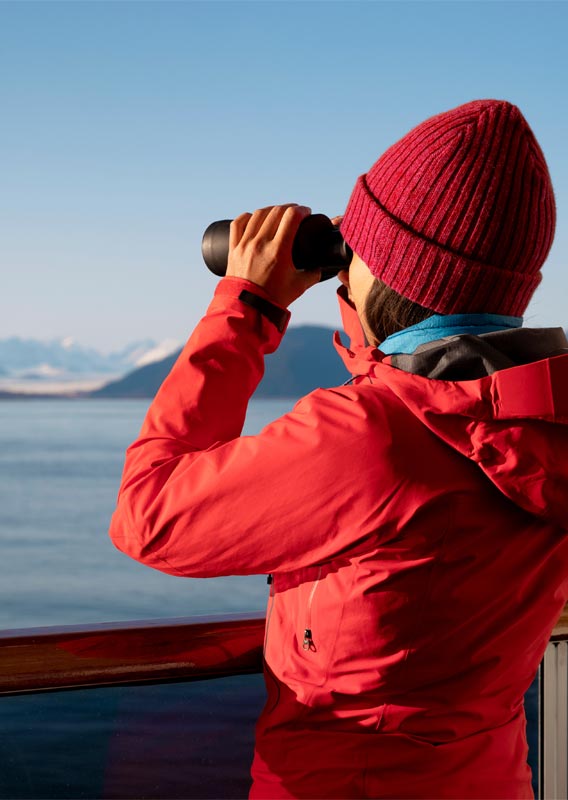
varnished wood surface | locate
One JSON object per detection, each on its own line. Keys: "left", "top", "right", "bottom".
{"left": 0, "top": 613, "right": 265, "bottom": 695}
{"left": 2, "top": 603, "right": 568, "bottom": 696}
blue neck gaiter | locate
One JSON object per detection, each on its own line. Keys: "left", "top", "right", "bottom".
{"left": 379, "top": 313, "right": 523, "bottom": 356}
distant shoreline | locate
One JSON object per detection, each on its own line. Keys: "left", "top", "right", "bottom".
{"left": 0, "top": 390, "right": 86, "bottom": 400}
{"left": 0, "top": 326, "right": 349, "bottom": 401}
{"left": 0, "top": 390, "right": 305, "bottom": 401}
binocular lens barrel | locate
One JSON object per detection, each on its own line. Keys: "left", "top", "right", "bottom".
{"left": 201, "top": 214, "right": 352, "bottom": 281}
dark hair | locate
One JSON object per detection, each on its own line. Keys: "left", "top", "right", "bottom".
{"left": 364, "top": 279, "right": 433, "bottom": 345}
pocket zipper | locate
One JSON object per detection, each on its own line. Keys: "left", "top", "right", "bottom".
{"left": 264, "top": 574, "right": 275, "bottom": 658}
{"left": 303, "top": 566, "right": 322, "bottom": 652}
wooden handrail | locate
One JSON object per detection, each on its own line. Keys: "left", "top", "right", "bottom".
{"left": 1, "top": 603, "right": 567, "bottom": 697}
{"left": 551, "top": 604, "right": 568, "bottom": 640}
{"left": 0, "top": 613, "right": 265, "bottom": 696}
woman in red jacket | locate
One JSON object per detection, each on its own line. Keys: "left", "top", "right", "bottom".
{"left": 110, "top": 100, "right": 568, "bottom": 799}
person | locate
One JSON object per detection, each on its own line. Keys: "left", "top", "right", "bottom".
{"left": 109, "top": 99, "right": 568, "bottom": 799}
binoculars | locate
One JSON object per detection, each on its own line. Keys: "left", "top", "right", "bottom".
{"left": 201, "top": 214, "right": 352, "bottom": 281}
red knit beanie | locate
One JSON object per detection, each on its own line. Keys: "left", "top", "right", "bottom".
{"left": 340, "top": 99, "right": 556, "bottom": 316}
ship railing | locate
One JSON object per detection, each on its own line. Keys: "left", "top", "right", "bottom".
{"left": 0, "top": 612, "right": 265, "bottom": 695}
{"left": 1, "top": 608, "right": 567, "bottom": 799}
{"left": 543, "top": 607, "right": 568, "bottom": 799}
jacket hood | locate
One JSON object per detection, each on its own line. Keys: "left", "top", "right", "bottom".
{"left": 334, "top": 288, "right": 568, "bottom": 529}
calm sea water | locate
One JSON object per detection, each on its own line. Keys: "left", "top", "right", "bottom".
{"left": 0, "top": 398, "right": 296, "bottom": 630}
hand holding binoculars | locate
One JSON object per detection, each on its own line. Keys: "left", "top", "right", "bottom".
{"left": 201, "top": 214, "right": 352, "bottom": 281}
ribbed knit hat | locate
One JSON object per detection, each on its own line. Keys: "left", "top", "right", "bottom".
{"left": 340, "top": 99, "right": 556, "bottom": 316}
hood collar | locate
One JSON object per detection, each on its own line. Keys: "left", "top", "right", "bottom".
{"left": 333, "top": 286, "right": 385, "bottom": 375}
{"left": 333, "top": 287, "right": 568, "bottom": 528}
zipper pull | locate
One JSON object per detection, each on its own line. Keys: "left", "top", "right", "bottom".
{"left": 302, "top": 628, "right": 316, "bottom": 652}
{"left": 266, "top": 574, "right": 273, "bottom": 585}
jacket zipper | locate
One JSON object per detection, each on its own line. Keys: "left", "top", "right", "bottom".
{"left": 303, "top": 566, "right": 322, "bottom": 652}
{"left": 263, "top": 574, "right": 275, "bottom": 658}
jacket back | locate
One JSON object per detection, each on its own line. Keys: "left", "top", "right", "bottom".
{"left": 255, "top": 297, "right": 568, "bottom": 798}
{"left": 109, "top": 279, "right": 568, "bottom": 799}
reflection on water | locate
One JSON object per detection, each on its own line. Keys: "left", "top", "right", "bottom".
{"left": 0, "top": 674, "right": 266, "bottom": 799}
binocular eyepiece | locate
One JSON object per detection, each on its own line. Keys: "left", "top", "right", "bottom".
{"left": 201, "top": 214, "right": 352, "bottom": 281}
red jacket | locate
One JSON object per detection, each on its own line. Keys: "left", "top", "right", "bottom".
{"left": 109, "top": 277, "right": 568, "bottom": 799}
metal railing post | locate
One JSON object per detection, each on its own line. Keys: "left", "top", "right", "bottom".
{"left": 542, "top": 641, "right": 568, "bottom": 799}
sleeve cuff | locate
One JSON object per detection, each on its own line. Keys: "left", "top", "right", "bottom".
{"left": 214, "top": 277, "right": 291, "bottom": 333}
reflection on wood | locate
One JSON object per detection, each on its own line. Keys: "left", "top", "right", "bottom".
{"left": 0, "top": 613, "right": 264, "bottom": 695}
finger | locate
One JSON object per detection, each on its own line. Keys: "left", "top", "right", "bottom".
{"left": 337, "top": 269, "right": 350, "bottom": 288}
{"left": 257, "top": 204, "right": 299, "bottom": 240}
{"left": 240, "top": 206, "right": 275, "bottom": 242}
{"left": 273, "top": 204, "right": 311, "bottom": 251}
{"left": 301, "top": 268, "right": 322, "bottom": 292}
{"left": 330, "top": 215, "right": 343, "bottom": 226}
{"left": 229, "top": 213, "right": 252, "bottom": 250}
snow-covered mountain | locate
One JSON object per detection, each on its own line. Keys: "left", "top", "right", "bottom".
{"left": 0, "top": 336, "right": 182, "bottom": 394}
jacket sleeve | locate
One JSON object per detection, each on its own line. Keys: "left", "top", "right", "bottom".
{"left": 109, "top": 277, "right": 394, "bottom": 577}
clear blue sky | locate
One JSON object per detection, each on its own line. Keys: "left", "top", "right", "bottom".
{"left": 2, "top": 0, "right": 567, "bottom": 351}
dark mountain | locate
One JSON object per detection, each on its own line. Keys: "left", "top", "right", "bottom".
{"left": 91, "top": 326, "right": 350, "bottom": 399}
{"left": 255, "top": 325, "right": 349, "bottom": 398}
{"left": 90, "top": 352, "right": 180, "bottom": 399}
